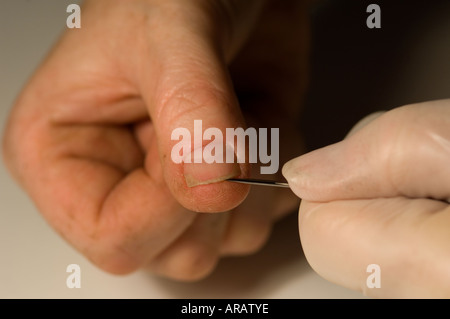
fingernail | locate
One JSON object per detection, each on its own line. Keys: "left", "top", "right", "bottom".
{"left": 183, "top": 144, "right": 241, "bottom": 187}
{"left": 282, "top": 144, "right": 339, "bottom": 199}
{"left": 282, "top": 156, "right": 306, "bottom": 186}
{"left": 282, "top": 153, "right": 321, "bottom": 200}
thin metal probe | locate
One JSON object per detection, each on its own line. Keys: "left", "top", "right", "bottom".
{"left": 227, "top": 178, "right": 290, "bottom": 188}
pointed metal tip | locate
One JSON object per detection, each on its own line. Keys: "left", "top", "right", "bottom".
{"left": 227, "top": 178, "right": 290, "bottom": 188}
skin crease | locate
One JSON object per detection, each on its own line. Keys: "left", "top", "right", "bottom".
{"left": 2, "top": 0, "right": 309, "bottom": 281}
{"left": 7, "top": 0, "right": 449, "bottom": 298}
{"left": 283, "top": 101, "right": 450, "bottom": 298}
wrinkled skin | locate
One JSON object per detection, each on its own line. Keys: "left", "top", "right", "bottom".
{"left": 2, "top": 0, "right": 309, "bottom": 280}
{"left": 283, "top": 101, "right": 450, "bottom": 298}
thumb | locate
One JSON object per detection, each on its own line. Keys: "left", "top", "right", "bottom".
{"left": 139, "top": 1, "right": 265, "bottom": 212}
{"left": 283, "top": 100, "right": 450, "bottom": 202}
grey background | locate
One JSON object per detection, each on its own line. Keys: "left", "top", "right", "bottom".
{"left": 1, "top": 0, "right": 449, "bottom": 298}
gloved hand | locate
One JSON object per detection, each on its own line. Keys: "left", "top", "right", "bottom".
{"left": 283, "top": 100, "right": 450, "bottom": 298}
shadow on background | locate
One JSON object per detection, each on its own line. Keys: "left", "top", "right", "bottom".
{"left": 150, "top": 212, "right": 307, "bottom": 298}
{"left": 301, "top": 0, "right": 450, "bottom": 151}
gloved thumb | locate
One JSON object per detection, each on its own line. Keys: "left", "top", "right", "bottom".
{"left": 283, "top": 100, "right": 450, "bottom": 202}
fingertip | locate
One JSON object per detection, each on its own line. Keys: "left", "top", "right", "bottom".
{"left": 282, "top": 156, "right": 306, "bottom": 199}
{"left": 164, "top": 141, "right": 251, "bottom": 211}
{"left": 159, "top": 250, "right": 220, "bottom": 282}
{"left": 282, "top": 143, "right": 345, "bottom": 201}
{"left": 183, "top": 156, "right": 241, "bottom": 188}
{"left": 87, "top": 250, "right": 142, "bottom": 276}
{"left": 178, "top": 178, "right": 251, "bottom": 213}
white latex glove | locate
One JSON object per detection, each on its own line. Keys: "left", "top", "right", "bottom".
{"left": 283, "top": 100, "right": 450, "bottom": 298}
